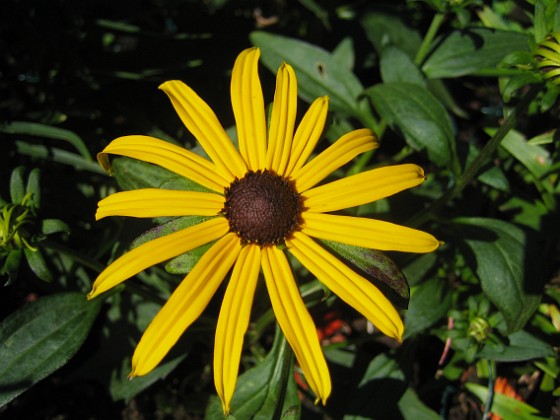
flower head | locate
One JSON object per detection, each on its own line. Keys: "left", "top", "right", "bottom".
{"left": 89, "top": 47, "right": 439, "bottom": 414}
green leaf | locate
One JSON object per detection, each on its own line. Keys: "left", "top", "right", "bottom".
{"left": 24, "top": 248, "right": 53, "bottom": 282}
{"left": 0, "top": 292, "right": 102, "bottom": 407}
{"left": 360, "top": 12, "right": 422, "bottom": 59}
{"left": 131, "top": 216, "right": 212, "bottom": 249}
{"left": 250, "top": 31, "right": 364, "bottom": 117}
{"left": 466, "top": 382, "right": 547, "bottom": 419}
{"left": 479, "top": 330, "right": 555, "bottom": 361}
{"left": 111, "top": 156, "right": 207, "bottom": 192}
{"left": 1, "top": 250, "right": 23, "bottom": 286}
{"left": 397, "top": 388, "right": 440, "bottom": 420}
{"left": 0, "top": 121, "right": 93, "bottom": 161}
{"left": 404, "top": 277, "right": 452, "bottom": 338}
{"left": 496, "top": 129, "right": 552, "bottom": 179}
{"left": 332, "top": 37, "right": 355, "bottom": 70}
{"left": 422, "top": 28, "right": 531, "bottom": 78}
{"left": 165, "top": 242, "right": 213, "bottom": 274}
{"left": 205, "top": 327, "right": 300, "bottom": 419}
{"left": 380, "top": 47, "right": 425, "bottom": 85}
{"left": 321, "top": 239, "right": 409, "bottom": 308}
{"left": 25, "top": 168, "right": 41, "bottom": 209}
{"left": 41, "top": 219, "right": 70, "bottom": 235}
{"left": 455, "top": 217, "right": 543, "bottom": 333}
{"left": 365, "top": 82, "right": 454, "bottom": 166}
{"left": 9, "top": 167, "right": 26, "bottom": 204}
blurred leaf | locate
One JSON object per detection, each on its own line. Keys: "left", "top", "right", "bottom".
{"left": 0, "top": 293, "right": 102, "bottom": 407}
{"left": 422, "top": 28, "right": 531, "bottom": 78}
{"left": 479, "top": 330, "right": 555, "bottom": 361}
{"left": 1, "top": 250, "right": 22, "bottom": 286}
{"left": 366, "top": 82, "right": 454, "bottom": 166}
{"left": 205, "top": 327, "right": 300, "bottom": 419}
{"left": 9, "top": 167, "right": 26, "bottom": 204}
{"left": 466, "top": 382, "right": 547, "bottom": 419}
{"left": 332, "top": 37, "right": 355, "bottom": 70}
{"left": 360, "top": 12, "right": 422, "bottom": 58}
{"left": 24, "top": 248, "right": 53, "bottom": 282}
{"left": 380, "top": 47, "right": 425, "bottom": 85}
{"left": 495, "top": 129, "right": 552, "bottom": 179}
{"left": 345, "top": 353, "right": 406, "bottom": 419}
{"left": 41, "top": 219, "right": 70, "bottom": 235}
{"left": 404, "top": 277, "right": 452, "bottom": 338}
{"left": 402, "top": 253, "right": 438, "bottom": 287}
{"left": 397, "top": 388, "right": 440, "bottom": 420}
{"left": 165, "top": 242, "right": 213, "bottom": 274}
{"left": 250, "top": 31, "right": 364, "bottom": 117}
{"left": 479, "top": 165, "right": 510, "bottom": 192}
{"left": 130, "top": 216, "right": 212, "bottom": 249}
{"left": 321, "top": 239, "right": 409, "bottom": 308}
{"left": 25, "top": 168, "right": 41, "bottom": 209}
{"left": 1, "top": 121, "right": 93, "bottom": 161}
{"left": 455, "top": 217, "right": 543, "bottom": 333}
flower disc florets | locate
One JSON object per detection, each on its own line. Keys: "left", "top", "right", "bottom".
{"left": 222, "top": 170, "right": 302, "bottom": 245}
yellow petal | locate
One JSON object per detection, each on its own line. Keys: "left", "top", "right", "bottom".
{"left": 96, "top": 189, "right": 224, "bottom": 220}
{"left": 214, "top": 245, "right": 261, "bottom": 415}
{"left": 97, "top": 135, "right": 229, "bottom": 193}
{"left": 302, "top": 213, "right": 440, "bottom": 253}
{"left": 131, "top": 233, "right": 241, "bottom": 376}
{"left": 266, "top": 63, "right": 297, "bottom": 175}
{"left": 261, "top": 246, "right": 331, "bottom": 404}
{"left": 88, "top": 217, "right": 229, "bottom": 298}
{"left": 304, "top": 164, "right": 425, "bottom": 213}
{"left": 285, "top": 96, "right": 329, "bottom": 177}
{"left": 287, "top": 232, "right": 404, "bottom": 341}
{"left": 159, "top": 80, "right": 247, "bottom": 180}
{"left": 231, "top": 48, "right": 267, "bottom": 170}
{"left": 293, "top": 128, "right": 378, "bottom": 192}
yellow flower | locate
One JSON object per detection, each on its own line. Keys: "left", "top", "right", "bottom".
{"left": 89, "top": 47, "right": 439, "bottom": 414}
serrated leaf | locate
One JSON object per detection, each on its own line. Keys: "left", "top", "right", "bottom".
{"left": 455, "top": 217, "right": 543, "bottom": 333}
{"left": 205, "top": 327, "right": 300, "bottom": 419}
{"left": 422, "top": 27, "right": 531, "bottom": 78}
{"left": 366, "top": 82, "right": 454, "bottom": 165}
{"left": 321, "top": 239, "right": 409, "bottom": 308}
{"left": 250, "top": 31, "right": 364, "bottom": 117}
{"left": 0, "top": 293, "right": 102, "bottom": 407}
{"left": 466, "top": 382, "right": 547, "bottom": 419}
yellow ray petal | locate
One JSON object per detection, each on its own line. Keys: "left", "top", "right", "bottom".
{"left": 214, "top": 245, "right": 261, "bottom": 415}
{"left": 97, "top": 135, "right": 229, "bottom": 193}
{"left": 231, "top": 48, "right": 267, "bottom": 170}
{"left": 96, "top": 189, "right": 225, "bottom": 220}
{"left": 304, "top": 164, "right": 425, "bottom": 213}
{"left": 293, "top": 128, "right": 378, "bottom": 192}
{"left": 287, "top": 232, "right": 404, "bottom": 341}
{"left": 159, "top": 80, "right": 247, "bottom": 180}
{"left": 285, "top": 96, "right": 329, "bottom": 177}
{"left": 131, "top": 233, "right": 241, "bottom": 377}
{"left": 266, "top": 63, "right": 297, "bottom": 175}
{"left": 261, "top": 246, "right": 331, "bottom": 404}
{"left": 302, "top": 213, "right": 440, "bottom": 253}
{"left": 88, "top": 217, "right": 229, "bottom": 298}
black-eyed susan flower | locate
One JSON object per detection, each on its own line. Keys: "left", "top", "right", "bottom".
{"left": 88, "top": 47, "right": 439, "bottom": 414}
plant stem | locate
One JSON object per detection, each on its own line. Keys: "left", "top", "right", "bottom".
{"left": 408, "top": 83, "right": 542, "bottom": 227}
{"left": 415, "top": 12, "right": 446, "bottom": 66}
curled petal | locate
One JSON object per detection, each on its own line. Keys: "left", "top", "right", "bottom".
{"left": 261, "top": 246, "right": 331, "bottom": 404}
{"left": 88, "top": 217, "right": 229, "bottom": 298}
{"left": 160, "top": 80, "right": 247, "bottom": 180}
{"left": 287, "top": 232, "right": 404, "bottom": 341}
{"left": 301, "top": 213, "right": 440, "bottom": 253}
{"left": 96, "top": 189, "right": 224, "bottom": 220}
{"left": 214, "top": 245, "right": 261, "bottom": 415}
{"left": 131, "top": 233, "right": 241, "bottom": 377}
{"left": 97, "top": 135, "right": 229, "bottom": 193}
{"left": 231, "top": 47, "right": 267, "bottom": 170}
{"left": 293, "top": 128, "right": 378, "bottom": 192}
{"left": 304, "top": 164, "right": 425, "bottom": 213}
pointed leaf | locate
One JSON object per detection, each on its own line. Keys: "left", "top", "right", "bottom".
{"left": 25, "top": 168, "right": 41, "bottom": 209}
{"left": 24, "top": 248, "right": 53, "bottom": 282}
{"left": 9, "top": 167, "right": 26, "bottom": 204}
{"left": 0, "top": 293, "right": 102, "bottom": 407}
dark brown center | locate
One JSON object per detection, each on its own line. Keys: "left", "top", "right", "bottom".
{"left": 222, "top": 170, "right": 302, "bottom": 245}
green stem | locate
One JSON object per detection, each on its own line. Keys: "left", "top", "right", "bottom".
{"left": 415, "top": 13, "right": 446, "bottom": 66}
{"left": 482, "top": 360, "right": 495, "bottom": 420}
{"left": 408, "top": 84, "right": 542, "bottom": 227}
